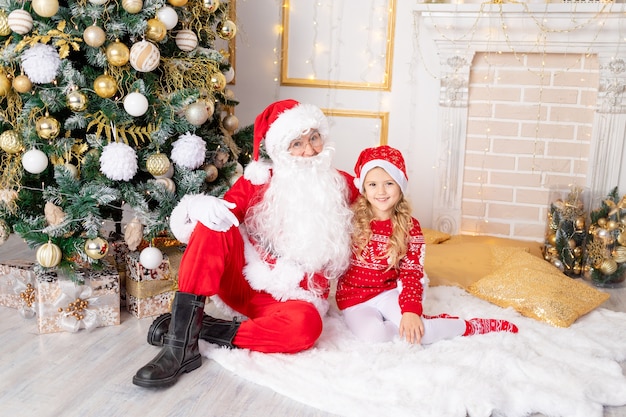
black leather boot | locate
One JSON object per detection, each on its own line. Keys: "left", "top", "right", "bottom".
{"left": 133, "top": 292, "right": 206, "bottom": 388}
{"left": 147, "top": 312, "right": 240, "bottom": 349}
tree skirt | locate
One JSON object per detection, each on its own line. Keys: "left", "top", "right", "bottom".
{"left": 199, "top": 286, "right": 626, "bottom": 417}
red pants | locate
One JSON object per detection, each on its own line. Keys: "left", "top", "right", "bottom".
{"left": 177, "top": 223, "right": 323, "bottom": 353}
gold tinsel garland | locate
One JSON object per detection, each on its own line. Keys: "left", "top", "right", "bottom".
{"left": 159, "top": 56, "right": 222, "bottom": 96}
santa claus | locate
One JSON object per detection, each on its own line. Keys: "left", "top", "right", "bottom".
{"left": 133, "top": 99, "right": 359, "bottom": 388}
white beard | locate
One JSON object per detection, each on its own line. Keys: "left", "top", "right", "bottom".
{"left": 244, "top": 145, "right": 353, "bottom": 279}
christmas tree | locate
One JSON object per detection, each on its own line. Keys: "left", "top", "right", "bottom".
{"left": 0, "top": 0, "right": 252, "bottom": 274}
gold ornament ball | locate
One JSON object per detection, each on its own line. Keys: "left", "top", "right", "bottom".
{"left": 607, "top": 219, "right": 619, "bottom": 231}
{"left": 32, "top": 0, "right": 59, "bottom": 18}
{"left": 168, "top": 0, "right": 188, "bottom": 6}
{"left": 84, "top": 237, "right": 109, "bottom": 260}
{"left": 122, "top": 0, "right": 143, "bottom": 14}
{"left": 0, "top": 10, "right": 10, "bottom": 36}
{"left": 146, "top": 18, "right": 167, "bottom": 43}
{"left": 146, "top": 152, "right": 171, "bottom": 177}
{"left": 12, "top": 75, "right": 32, "bottom": 93}
{"left": 210, "top": 72, "right": 227, "bottom": 92}
{"left": 202, "top": 0, "right": 220, "bottom": 13}
{"left": 185, "top": 101, "right": 209, "bottom": 126}
{"left": 618, "top": 232, "right": 626, "bottom": 246}
{"left": 222, "top": 114, "right": 239, "bottom": 132}
{"left": 106, "top": 41, "right": 130, "bottom": 67}
{"left": 574, "top": 216, "right": 585, "bottom": 230}
{"left": 94, "top": 74, "right": 117, "bottom": 98}
{"left": 0, "top": 73, "right": 10, "bottom": 96}
{"left": 0, "top": 130, "right": 22, "bottom": 154}
{"left": 67, "top": 89, "right": 88, "bottom": 111}
{"left": 36, "top": 115, "right": 61, "bottom": 140}
{"left": 154, "top": 177, "right": 176, "bottom": 193}
{"left": 83, "top": 25, "right": 106, "bottom": 47}
{"left": 600, "top": 258, "right": 618, "bottom": 275}
{"left": 546, "top": 232, "right": 556, "bottom": 247}
{"left": 597, "top": 217, "right": 607, "bottom": 227}
{"left": 217, "top": 20, "right": 237, "bottom": 40}
{"left": 37, "top": 241, "right": 62, "bottom": 268}
{"left": 613, "top": 246, "right": 626, "bottom": 263}
{"left": 204, "top": 164, "right": 218, "bottom": 182}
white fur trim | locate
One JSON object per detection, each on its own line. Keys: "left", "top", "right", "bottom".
{"left": 354, "top": 159, "right": 408, "bottom": 194}
{"left": 241, "top": 229, "right": 329, "bottom": 316}
{"left": 169, "top": 194, "right": 199, "bottom": 244}
{"left": 209, "top": 295, "right": 248, "bottom": 320}
{"left": 244, "top": 159, "right": 272, "bottom": 185}
{"left": 264, "top": 103, "right": 329, "bottom": 161}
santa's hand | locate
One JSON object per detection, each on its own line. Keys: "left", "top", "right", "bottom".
{"left": 188, "top": 194, "right": 239, "bottom": 232}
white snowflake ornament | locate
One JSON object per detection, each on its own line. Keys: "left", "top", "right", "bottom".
{"left": 171, "top": 132, "right": 207, "bottom": 170}
{"left": 21, "top": 44, "right": 61, "bottom": 84}
{"left": 99, "top": 142, "right": 138, "bottom": 181}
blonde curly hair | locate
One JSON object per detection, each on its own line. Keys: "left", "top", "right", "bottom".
{"left": 351, "top": 193, "right": 414, "bottom": 270}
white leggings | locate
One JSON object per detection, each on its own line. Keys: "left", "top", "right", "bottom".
{"left": 341, "top": 288, "right": 466, "bottom": 344}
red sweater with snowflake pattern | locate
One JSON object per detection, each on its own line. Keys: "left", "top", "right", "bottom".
{"left": 335, "top": 218, "right": 426, "bottom": 316}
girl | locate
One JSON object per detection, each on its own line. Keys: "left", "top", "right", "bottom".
{"left": 335, "top": 145, "right": 518, "bottom": 344}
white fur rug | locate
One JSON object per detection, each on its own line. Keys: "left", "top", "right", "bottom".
{"left": 199, "top": 286, "right": 626, "bottom": 417}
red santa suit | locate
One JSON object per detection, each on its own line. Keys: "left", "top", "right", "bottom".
{"left": 169, "top": 100, "right": 358, "bottom": 353}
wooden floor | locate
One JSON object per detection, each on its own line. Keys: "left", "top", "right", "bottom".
{"left": 1, "top": 233, "right": 626, "bottom": 417}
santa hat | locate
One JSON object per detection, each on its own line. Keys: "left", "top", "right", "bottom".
{"left": 353, "top": 145, "right": 408, "bottom": 194}
{"left": 244, "top": 99, "right": 329, "bottom": 185}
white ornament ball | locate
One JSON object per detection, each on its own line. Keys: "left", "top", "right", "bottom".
{"left": 129, "top": 40, "right": 161, "bottom": 72}
{"left": 64, "top": 163, "right": 79, "bottom": 178}
{"left": 185, "top": 102, "right": 209, "bottom": 126}
{"left": 83, "top": 25, "right": 106, "bottom": 47}
{"left": 32, "top": 0, "right": 59, "bottom": 18}
{"left": 8, "top": 10, "right": 33, "bottom": 35}
{"left": 140, "top": 246, "right": 163, "bottom": 270}
{"left": 22, "top": 149, "right": 48, "bottom": 174}
{"left": 175, "top": 29, "right": 198, "bottom": 52}
{"left": 171, "top": 132, "right": 207, "bottom": 169}
{"left": 223, "top": 66, "right": 235, "bottom": 83}
{"left": 234, "top": 162, "right": 243, "bottom": 176}
{"left": 89, "top": 0, "right": 108, "bottom": 4}
{"left": 157, "top": 6, "right": 178, "bottom": 30}
{"left": 99, "top": 142, "right": 138, "bottom": 181}
{"left": 123, "top": 92, "right": 149, "bottom": 117}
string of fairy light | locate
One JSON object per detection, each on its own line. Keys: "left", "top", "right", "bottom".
{"left": 412, "top": 1, "right": 622, "bottom": 235}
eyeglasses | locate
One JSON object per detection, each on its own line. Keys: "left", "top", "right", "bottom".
{"left": 288, "top": 130, "right": 324, "bottom": 156}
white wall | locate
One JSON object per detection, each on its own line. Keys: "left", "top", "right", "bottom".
{"left": 230, "top": 0, "right": 440, "bottom": 227}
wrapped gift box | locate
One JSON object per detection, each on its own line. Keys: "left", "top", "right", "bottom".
{"left": 36, "top": 263, "right": 121, "bottom": 334}
{"left": 107, "top": 234, "right": 130, "bottom": 307}
{"left": 0, "top": 260, "right": 37, "bottom": 316}
{"left": 125, "top": 249, "right": 181, "bottom": 318}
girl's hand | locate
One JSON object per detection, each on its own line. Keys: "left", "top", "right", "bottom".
{"left": 399, "top": 312, "right": 424, "bottom": 344}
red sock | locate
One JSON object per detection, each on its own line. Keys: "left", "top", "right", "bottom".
{"left": 463, "top": 318, "right": 518, "bottom": 336}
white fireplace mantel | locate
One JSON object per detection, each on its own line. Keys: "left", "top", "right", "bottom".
{"left": 413, "top": 2, "right": 626, "bottom": 234}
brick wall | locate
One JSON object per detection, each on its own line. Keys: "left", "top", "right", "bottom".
{"left": 462, "top": 52, "right": 599, "bottom": 240}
